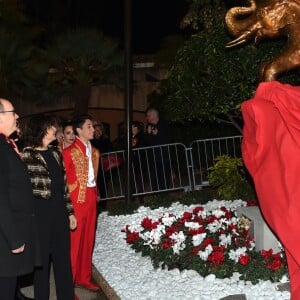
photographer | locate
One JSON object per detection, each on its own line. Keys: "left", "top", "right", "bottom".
{"left": 144, "top": 108, "right": 172, "bottom": 191}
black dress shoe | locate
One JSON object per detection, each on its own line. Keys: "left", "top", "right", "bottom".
{"left": 15, "top": 288, "right": 34, "bottom": 300}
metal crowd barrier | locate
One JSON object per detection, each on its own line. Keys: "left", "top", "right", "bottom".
{"left": 97, "top": 136, "right": 242, "bottom": 201}
{"left": 98, "top": 143, "right": 191, "bottom": 200}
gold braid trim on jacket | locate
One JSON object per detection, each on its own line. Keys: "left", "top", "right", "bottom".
{"left": 67, "top": 182, "right": 78, "bottom": 194}
{"left": 70, "top": 147, "right": 89, "bottom": 203}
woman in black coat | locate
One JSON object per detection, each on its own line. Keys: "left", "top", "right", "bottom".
{"left": 22, "top": 114, "right": 77, "bottom": 300}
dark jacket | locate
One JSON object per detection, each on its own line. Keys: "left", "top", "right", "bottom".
{"left": 22, "top": 146, "right": 74, "bottom": 215}
{"left": 144, "top": 119, "right": 172, "bottom": 146}
{"left": 0, "top": 135, "right": 39, "bottom": 276}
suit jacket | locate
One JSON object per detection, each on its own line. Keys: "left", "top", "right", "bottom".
{"left": 62, "top": 137, "right": 99, "bottom": 204}
{"left": 144, "top": 119, "right": 172, "bottom": 146}
{"left": 22, "top": 146, "right": 74, "bottom": 215}
{"left": 0, "top": 135, "right": 39, "bottom": 276}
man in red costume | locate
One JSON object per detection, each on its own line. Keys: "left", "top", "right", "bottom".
{"left": 242, "top": 81, "right": 300, "bottom": 300}
{"left": 62, "top": 114, "right": 100, "bottom": 292}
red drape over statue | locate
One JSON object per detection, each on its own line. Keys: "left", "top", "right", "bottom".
{"left": 241, "top": 81, "right": 300, "bottom": 299}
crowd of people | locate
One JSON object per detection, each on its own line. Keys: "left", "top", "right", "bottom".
{"left": 0, "top": 97, "right": 172, "bottom": 300}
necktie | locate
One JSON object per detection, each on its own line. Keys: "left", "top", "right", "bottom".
{"left": 8, "top": 138, "right": 22, "bottom": 157}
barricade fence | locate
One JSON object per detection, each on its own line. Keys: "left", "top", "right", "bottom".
{"left": 97, "top": 136, "right": 242, "bottom": 201}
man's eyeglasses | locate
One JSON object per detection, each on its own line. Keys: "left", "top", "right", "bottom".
{"left": 0, "top": 110, "right": 15, "bottom": 115}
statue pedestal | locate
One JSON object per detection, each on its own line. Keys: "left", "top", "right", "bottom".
{"left": 236, "top": 206, "right": 280, "bottom": 253}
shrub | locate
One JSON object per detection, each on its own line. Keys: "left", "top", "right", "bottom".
{"left": 208, "top": 155, "right": 256, "bottom": 200}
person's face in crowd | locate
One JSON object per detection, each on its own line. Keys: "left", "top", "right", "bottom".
{"left": 77, "top": 119, "right": 95, "bottom": 143}
{"left": 43, "top": 125, "right": 57, "bottom": 147}
{"left": 63, "top": 125, "right": 75, "bottom": 147}
{"left": 0, "top": 99, "right": 19, "bottom": 136}
{"left": 94, "top": 125, "right": 103, "bottom": 139}
{"left": 132, "top": 125, "right": 139, "bottom": 136}
{"left": 146, "top": 111, "right": 158, "bottom": 125}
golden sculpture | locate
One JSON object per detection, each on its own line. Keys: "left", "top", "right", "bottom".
{"left": 225, "top": 0, "right": 300, "bottom": 81}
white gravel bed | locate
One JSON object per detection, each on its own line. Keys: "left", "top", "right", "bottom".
{"left": 93, "top": 201, "right": 290, "bottom": 300}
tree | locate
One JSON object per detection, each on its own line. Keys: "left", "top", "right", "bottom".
{"left": 154, "top": 35, "right": 186, "bottom": 68}
{"left": 0, "top": 2, "right": 45, "bottom": 100}
{"left": 150, "top": 0, "right": 300, "bottom": 132}
{"left": 46, "top": 28, "right": 123, "bottom": 114}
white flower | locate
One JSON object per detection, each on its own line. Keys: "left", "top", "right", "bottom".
{"left": 128, "top": 224, "right": 143, "bottom": 233}
{"left": 206, "top": 220, "right": 221, "bottom": 233}
{"left": 196, "top": 209, "right": 207, "bottom": 219}
{"left": 170, "top": 231, "right": 186, "bottom": 254}
{"left": 248, "top": 241, "right": 255, "bottom": 250}
{"left": 192, "top": 233, "right": 207, "bottom": 247}
{"left": 219, "top": 233, "right": 232, "bottom": 247}
{"left": 161, "top": 214, "right": 176, "bottom": 226}
{"left": 198, "top": 244, "right": 213, "bottom": 261}
{"left": 229, "top": 247, "right": 247, "bottom": 262}
{"left": 184, "top": 221, "right": 201, "bottom": 229}
{"left": 212, "top": 208, "right": 226, "bottom": 218}
{"left": 140, "top": 224, "right": 166, "bottom": 247}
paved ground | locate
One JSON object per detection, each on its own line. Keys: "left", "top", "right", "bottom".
{"left": 19, "top": 266, "right": 110, "bottom": 300}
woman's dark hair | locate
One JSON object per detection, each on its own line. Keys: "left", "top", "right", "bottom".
{"left": 24, "top": 114, "right": 58, "bottom": 147}
{"left": 61, "top": 120, "right": 73, "bottom": 132}
{"left": 72, "top": 114, "right": 93, "bottom": 136}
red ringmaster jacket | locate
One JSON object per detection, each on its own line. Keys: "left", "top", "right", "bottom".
{"left": 241, "top": 81, "right": 300, "bottom": 299}
{"left": 62, "top": 137, "right": 99, "bottom": 204}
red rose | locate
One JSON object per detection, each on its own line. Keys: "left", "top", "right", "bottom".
{"left": 141, "top": 217, "right": 158, "bottom": 230}
{"left": 229, "top": 224, "right": 238, "bottom": 232}
{"left": 206, "top": 215, "right": 218, "bottom": 223}
{"left": 220, "top": 207, "right": 232, "bottom": 219}
{"left": 269, "top": 258, "right": 283, "bottom": 271}
{"left": 261, "top": 249, "right": 273, "bottom": 259}
{"left": 202, "top": 238, "right": 216, "bottom": 248}
{"left": 208, "top": 251, "right": 225, "bottom": 266}
{"left": 195, "top": 216, "right": 204, "bottom": 224}
{"left": 191, "top": 246, "right": 200, "bottom": 255}
{"left": 212, "top": 245, "right": 225, "bottom": 252}
{"left": 187, "top": 227, "right": 206, "bottom": 236}
{"left": 126, "top": 231, "right": 140, "bottom": 244}
{"left": 239, "top": 254, "right": 250, "bottom": 266}
{"left": 244, "top": 237, "right": 254, "bottom": 247}
{"left": 193, "top": 206, "right": 204, "bottom": 215}
{"left": 162, "top": 238, "right": 173, "bottom": 249}
{"left": 166, "top": 225, "right": 179, "bottom": 237}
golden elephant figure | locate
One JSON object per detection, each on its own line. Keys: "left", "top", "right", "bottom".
{"left": 225, "top": 0, "right": 300, "bottom": 81}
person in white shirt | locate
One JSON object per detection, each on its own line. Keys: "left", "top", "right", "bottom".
{"left": 62, "top": 114, "right": 101, "bottom": 292}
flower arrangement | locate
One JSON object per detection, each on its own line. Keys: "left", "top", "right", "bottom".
{"left": 123, "top": 200, "right": 287, "bottom": 284}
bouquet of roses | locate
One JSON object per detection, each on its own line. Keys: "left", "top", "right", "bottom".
{"left": 123, "top": 200, "right": 287, "bottom": 284}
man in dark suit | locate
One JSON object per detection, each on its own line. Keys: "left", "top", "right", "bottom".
{"left": 144, "top": 107, "right": 172, "bottom": 191}
{"left": 0, "top": 98, "right": 38, "bottom": 300}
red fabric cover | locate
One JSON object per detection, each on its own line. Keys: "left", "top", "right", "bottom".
{"left": 101, "top": 153, "right": 124, "bottom": 172}
{"left": 241, "top": 81, "right": 300, "bottom": 299}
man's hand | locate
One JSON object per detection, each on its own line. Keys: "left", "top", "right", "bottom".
{"left": 69, "top": 214, "right": 77, "bottom": 231}
{"left": 152, "top": 128, "right": 158, "bottom": 135}
{"left": 12, "top": 244, "right": 25, "bottom": 254}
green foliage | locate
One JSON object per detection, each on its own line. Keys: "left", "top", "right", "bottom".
{"left": 208, "top": 155, "right": 255, "bottom": 200}
{"left": 105, "top": 200, "right": 139, "bottom": 217}
{"left": 151, "top": 0, "right": 300, "bottom": 131}
{"left": 46, "top": 29, "right": 123, "bottom": 89}
{"left": 0, "top": 3, "right": 45, "bottom": 100}
{"left": 124, "top": 200, "right": 287, "bottom": 284}
{"left": 154, "top": 35, "right": 185, "bottom": 68}
{"left": 45, "top": 28, "right": 124, "bottom": 112}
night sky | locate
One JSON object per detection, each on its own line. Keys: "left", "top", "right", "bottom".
{"left": 23, "top": 0, "right": 189, "bottom": 54}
